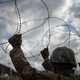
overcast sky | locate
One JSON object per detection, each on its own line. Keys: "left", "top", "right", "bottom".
{"left": 0, "top": 0, "right": 80, "bottom": 72}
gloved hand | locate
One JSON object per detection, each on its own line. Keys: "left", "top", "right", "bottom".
{"left": 8, "top": 34, "right": 22, "bottom": 48}
{"left": 41, "top": 47, "right": 49, "bottom": 60}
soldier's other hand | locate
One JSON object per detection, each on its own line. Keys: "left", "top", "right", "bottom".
{"left": 41, "top": 47, "right": 49, "bottom": 60}
{"left": 8, "top": 34, "right": 22, "bottom": 48}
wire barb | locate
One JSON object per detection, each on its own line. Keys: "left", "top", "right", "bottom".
{"left": 0, "top": 42, "right": 8, "bottom": 45}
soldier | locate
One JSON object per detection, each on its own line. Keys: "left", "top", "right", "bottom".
{"left": 8, "top": 34, "right": 79, "bottom": 80}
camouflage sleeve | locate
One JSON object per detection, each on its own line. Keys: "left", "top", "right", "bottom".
{"left": 38, "top": 70, "right": 72, "bottom": 80}
{"left": 10, "top": 48, "right": 40, "bottom": 80}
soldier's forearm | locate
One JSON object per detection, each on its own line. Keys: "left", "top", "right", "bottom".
{"left": 10, "top": 48, "right": 33, "bottom": 79}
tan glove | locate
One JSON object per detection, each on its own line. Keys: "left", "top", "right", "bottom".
{"left": 41, "top": 47, "right": 49, "bottom": 60}
{"left": 8, "top": 34, "right": 22, "bottom": 48}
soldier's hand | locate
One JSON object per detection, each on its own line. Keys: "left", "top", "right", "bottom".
{"left": 41, "top": 47, "right": 49, "bottom": 60}
{"left": 8, "top": 34, "right": 22, "bottom": 48}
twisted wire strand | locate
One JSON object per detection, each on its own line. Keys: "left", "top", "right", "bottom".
{"left": 14, "top": 0, "right": 22, "bottom": 34}
{"left": 41, "top": 19, "right": 70, "bottom": 48}
{"left": 5, "top": 43, "right": 10, "bottom": 54}
{"left": 0, "top": 42, "right": 8, "bottom": 45}
{"left": 0, "top": 44, "right": 9, "bottom": 54}
{"left": 41, "top": 0, "right": 51, "bottom": 47}
{"left": 21, "top": 18, "right": 46, "bottom": 24}
{"left": 14, "top": 0, "right": 19, "bottom": 34}
{"left": 0, "top": 46, "right": 6, "bottom": 54}
{"left": 0, "top": 0, "right": 80, "bottom": 62}
{"left": 21, "top": 18, "right": 48, "bottom": 35}
{"left": 22, "top": 44, "right": 36, "bottom": 58}
{"left": 31, "top": 25, "right": 70, "bottom": 60}
{"left": 21, "top": 18, "right": 80, "bottom": 59}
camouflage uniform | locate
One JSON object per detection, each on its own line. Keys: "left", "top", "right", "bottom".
{"left": 9, "top": 34, "right": 79, "bottom": 80}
